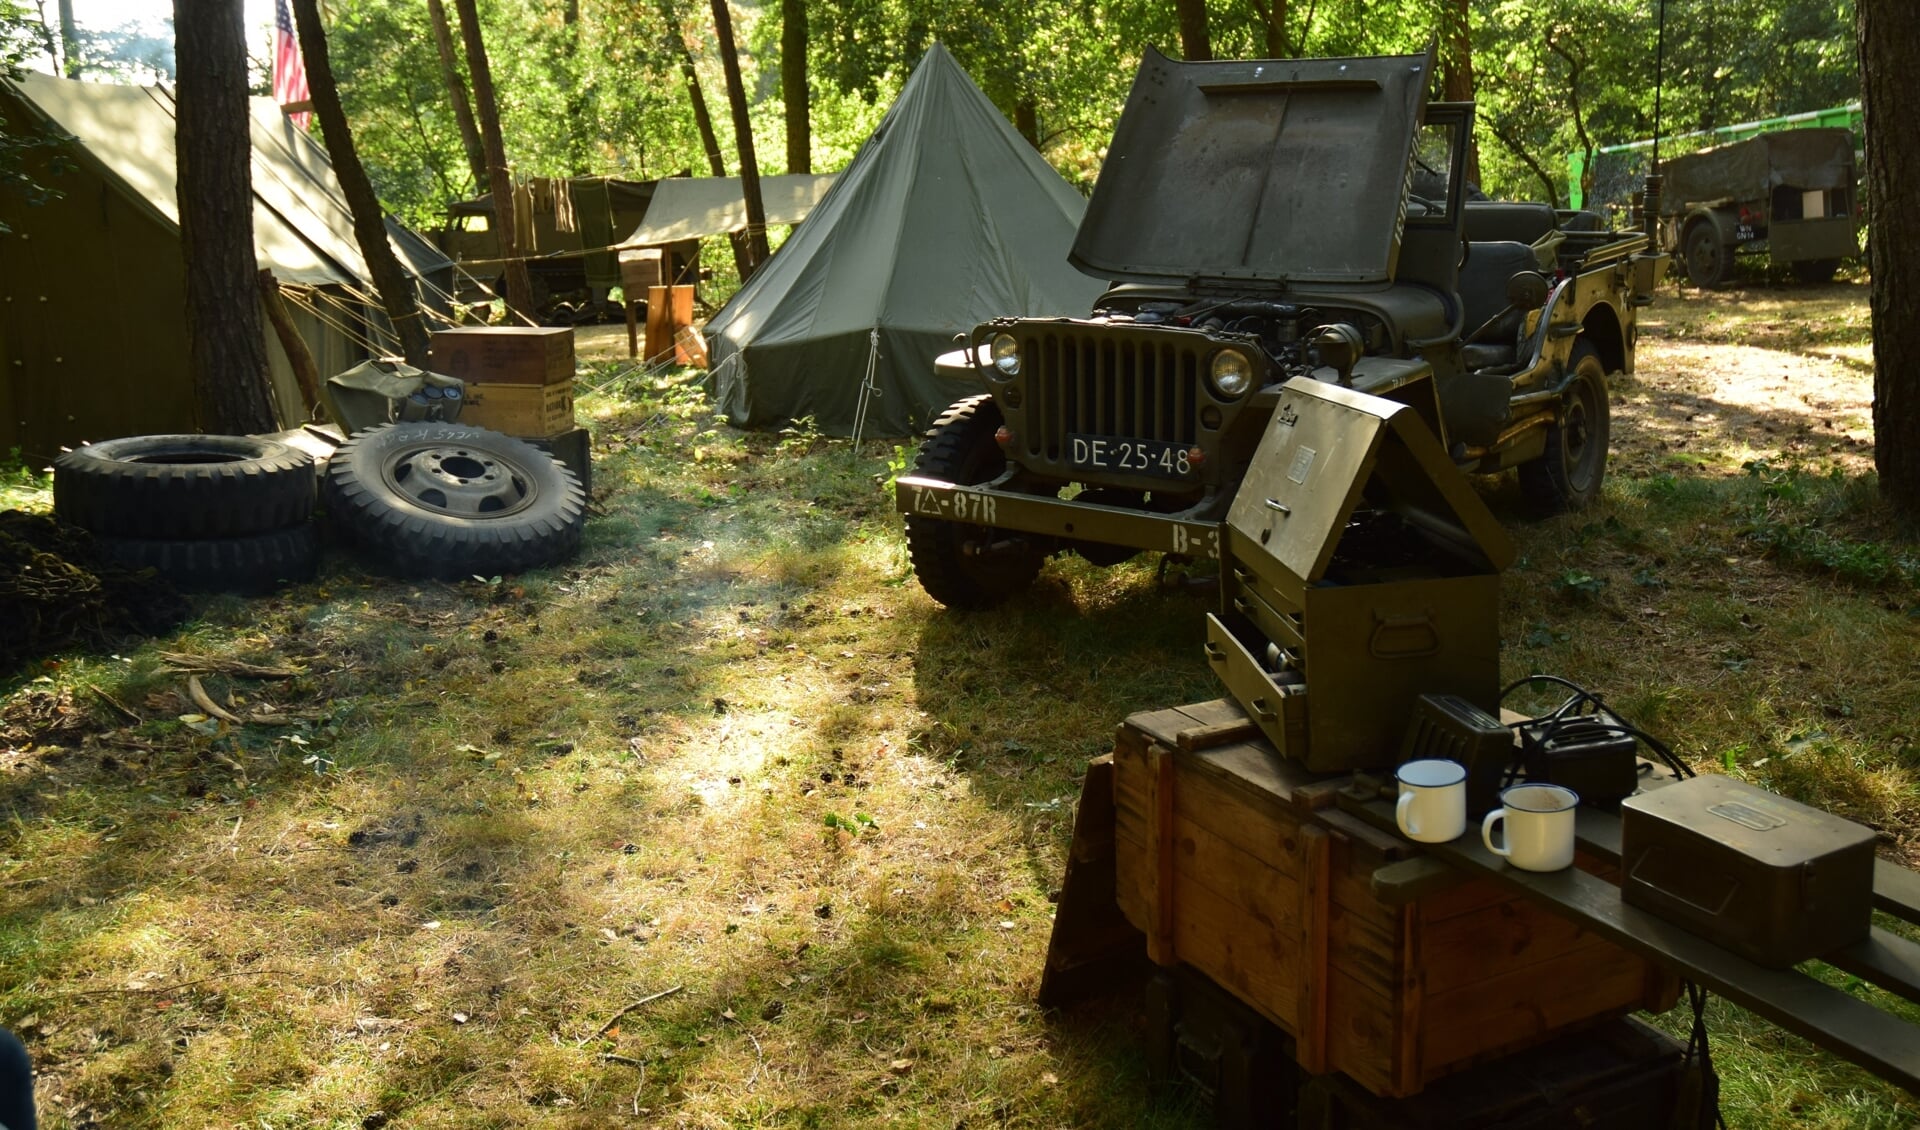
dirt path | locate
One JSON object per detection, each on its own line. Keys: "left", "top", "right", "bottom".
{"left": 1614, "top": 278, "right": 1874, "bottom": 478}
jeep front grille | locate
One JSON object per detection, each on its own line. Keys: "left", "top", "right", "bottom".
{"left": 1020, "top": 331, "right": 1206, "bottom": 461}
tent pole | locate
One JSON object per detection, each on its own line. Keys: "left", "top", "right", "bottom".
{"left": 851, "top": 327, "right": 882, "bottom": 448}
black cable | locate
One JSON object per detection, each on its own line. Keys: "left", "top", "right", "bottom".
{"left": 1500, "top": 674, "right": 1697, "bottom": 780}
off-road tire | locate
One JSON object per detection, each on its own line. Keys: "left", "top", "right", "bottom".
{"left": 53, "top": 434, "right": 316, "bottom": 538}
{"left": 93, "top": 525, "right": 320, "bottom": 593}
{"left": 1791, "top": 258, "right": 1841, "bottom": 284}
{"left": 323, "top": 422, "right": 586, "bottom": 580}
{"left": 1519, "top": 343, "right": 1610, "bottom": 515}
{"left": 903, "top": 395, "right": 1044, "bottom": 610}
{"left": 1683, "top": 221, "right": 1732, "bottom": 288}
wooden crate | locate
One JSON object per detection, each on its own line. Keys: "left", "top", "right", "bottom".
{"left": 1109, "top": 699, "right": 1677, "bottom": 1098}
{"left": 427, "top": 326, "right": 575, "bottom": 386}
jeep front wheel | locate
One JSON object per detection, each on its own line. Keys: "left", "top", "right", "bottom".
{"left": 903, "top": 395, "right": 1045, "bottom": 610}
{"left": 1683, "top": 222, "right": 1732, "bottom": 288}
{"left": 1519, "top": 343, "right": 1610, "bottom": 515}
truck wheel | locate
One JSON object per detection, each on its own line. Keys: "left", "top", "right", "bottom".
{"left": 1519, "top": 344, "right": 1610, "bottom": 515}
{"left": 1683, "top": 222, "right": 1732, "bottom": 288}
{"left": 93, "top": 525, "right": 320, "bottom": 593}
{"left": 323, "top": 423, "right": 586, "bottom": 580}
{"left": 904, "top": 395, "right": 1044, "bottom": 610}
{"left": 54, "top": 434, "right": 315, "bottom": 539}
{"left": 1791, "top": 259, "right": 1840, "bottom": 284}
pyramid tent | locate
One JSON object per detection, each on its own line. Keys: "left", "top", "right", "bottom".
{"left": 706, "top": 43, "right": 1105, "bottom": 437}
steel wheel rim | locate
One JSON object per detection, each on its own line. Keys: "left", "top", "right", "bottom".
{"left": 380, "top": 443, "right": 539, "bottom": 519}
{"left": 1687, "top": 229, "right": 1720, "bottom": 283}
{"left": 1563, "top": 379, "right": 1603, "bottom": 491}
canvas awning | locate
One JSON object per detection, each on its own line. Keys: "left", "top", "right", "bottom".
{"left": 617, "top": 174, "right": 837, "bottom": 247}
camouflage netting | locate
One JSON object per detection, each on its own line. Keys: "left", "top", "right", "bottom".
{"left": 0, "top": 511, "right": 189, "bottom": 674}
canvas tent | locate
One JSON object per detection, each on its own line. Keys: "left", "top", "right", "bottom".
{"left": 0, "top": 72, "right": 454, "bottom": 460}
{"left": 704, "top": 44, "right": 1104, "bottom": 437}
{"left": 617, "top": 173, "right": 837, "bottom": 248}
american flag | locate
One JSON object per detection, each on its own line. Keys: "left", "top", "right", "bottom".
{"left": 273, "top": 0, "right": 312, "bottom": 129}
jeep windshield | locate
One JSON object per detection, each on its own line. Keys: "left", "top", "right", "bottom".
{"left": 1071, "top": 47, "right": 1434, "bottom": 288}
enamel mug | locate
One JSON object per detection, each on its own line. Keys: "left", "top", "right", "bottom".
{"left": 1394, "top": 759, "right": 1468, "bottom": 843}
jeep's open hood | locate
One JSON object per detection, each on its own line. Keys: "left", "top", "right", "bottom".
{"left": 1071, "top": 47, "right": 1432, "bottom": 288}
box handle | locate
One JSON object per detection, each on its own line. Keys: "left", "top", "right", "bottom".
{"left": 1203, "top": 641, "right": 1225, "bottom": 663}
{"left": 1248, "top": 697, "right": 1278, "bottom": 722}
{"left": 1263, "top": 498, "right": 1292, "bottom": 515}
{"left": 1370, "top": 613, "right": 1440, "bottom": 659}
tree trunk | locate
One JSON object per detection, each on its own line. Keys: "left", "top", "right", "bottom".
{"left": 1015, "top": 99, "right": 1038, "bottom": 149}
{"left": 424, "top": 0, "right": 487, "bottom": 194}
{"left": 171, "top": 0, "right": 277, "bottom": 435}
{"left": 1248, "top": 0, "right": 1286, "bottom": 56}
{"left": 1173, "top": 0, "right": 1210, "bottom": 61}
{"left": 1440, "top": 0, "right": 1480, "bottom": 186}
{"left": 659, "top": 1, "right": 753, "bottom": 279}
{"left": 57, "top": 0, "right": 79, "bottom": 76}
{"left": 1859, "top": 0, "right": 1920, "bottom": 512}
{"left": 781, "top": 0, "right": 809, "bottom": 174}
{"left": 563, "top": 0, "right": 592, "bottom": 176}
{"left": 290, "top": 0, "right": 431, "bottom": 366}
{"left": 452, "top": 0, "right": 534, "bottom": 319}
{"left": 711, "top": 0, "right": 769, "bottom": 274}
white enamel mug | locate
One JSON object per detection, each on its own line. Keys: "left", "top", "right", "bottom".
{"left": 1394, "top": 759, "right": 1467, "bottom": 843}
{"left": 1481, "top": 783, "right": 1580, "bottom": 871}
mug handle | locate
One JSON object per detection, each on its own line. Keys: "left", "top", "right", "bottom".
{"left": 1395, "top": 791, "right": 1418, "bottom": 838}
{"left": 1482, "top": 809, "right": 1510, "bottom": 858}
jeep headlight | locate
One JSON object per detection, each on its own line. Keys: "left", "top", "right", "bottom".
{"left": 990, "top": 333, "right": 1021, "bottom": 376}
{"left": 1210, "top": 348, "right": 1253, "bottom": 397}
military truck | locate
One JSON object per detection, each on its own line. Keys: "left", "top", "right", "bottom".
{"left": 1656, "top": 127, "right": 1860, "bottom": 287}
{"left": 894, "top": 47, "right": 1665, "bottom": 610}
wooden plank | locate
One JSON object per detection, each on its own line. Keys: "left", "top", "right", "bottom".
{"left": 1297, "top": 824, "right": 1332, "bottom": 1073}
{"left": 1144, "top": 742, "right": 1177, "bottom": 965}
{"left": 1419, "top": 942, "right": 1651, "bottom": 1083}
{"left": 1166, "top": 809, "right": 1306, "bottom": 939}
{"left": 1370, "top": 856, "right": 1469, "bottom": 906}
{"left": 1392, "top": 895, "right": 1424, "bottom": 1096}
{"left": 1122, "top": 706, "right": 1208, "bottom": 751}
{"left": 1826, "top": 927, "right": 1920, "bottom": 1008}
{"left": 1338, "top": 793, "right": 1920, "bottom": 1096}
{"left": 1172, "top": 747, "right": 1309, "bottom": 872}
{"left": 1325, "top": 965, "right": 1397, "bottom": 1098}
{"left": 1317, "top": 807, "right": 1412, "bottom": 863}
{"left": 1164, "top": 871, "right": 1304, "bottom": 1032}
{"left": 1171, "top": 697, "right": 1261, "bottom": 752}
{"left": 1038, "top": 758, "right": 1147, "bottom": 1008}
{"left": 1875, "top": 859, "right": 1920, "bottom": 927}
{"left": 1420, "top": 896, "right": 1620, "bottom": 996}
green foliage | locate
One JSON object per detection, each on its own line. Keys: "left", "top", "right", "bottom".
{"left": 1737, "top": 461, "right": 1920, "bottom": 590}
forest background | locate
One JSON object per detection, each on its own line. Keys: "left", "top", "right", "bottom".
{"left": 8, "top": 0, "right": 1860, "bottom": 245}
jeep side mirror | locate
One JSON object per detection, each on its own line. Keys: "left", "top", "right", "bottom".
{"left": 1506, "top": 271, "right": 1550, "bottom": 312}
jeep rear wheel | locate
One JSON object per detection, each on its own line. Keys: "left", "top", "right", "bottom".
{"left": 904, "top": 396, "right": 1045, "bottom": 610}
{"left": 1519, "top": 343, "right": 1610, "bottom": 515}
{"left": 1683, "top": 222, "right": 1732, "bottom": 288}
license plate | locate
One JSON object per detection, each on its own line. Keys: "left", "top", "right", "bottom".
{"left": 1069, "top": 434, "right": 1197, "bottom": 478}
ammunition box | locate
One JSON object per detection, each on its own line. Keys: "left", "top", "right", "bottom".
{"left": 1620, "top": 775, "right": 1876, "bottom": 968}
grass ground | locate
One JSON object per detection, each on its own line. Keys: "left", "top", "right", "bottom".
{"left": 0, "top": 278, "right": 1915, "bottom": 1128}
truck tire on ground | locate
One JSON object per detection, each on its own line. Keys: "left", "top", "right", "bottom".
{"left": 53, "top": 434, "right": 316, "bottom": 539}
{"left": 1682, "top": 221, "right": 1732, "bottom": 288}
{"left": 904, "top": 395, "right": 1045, "bottom": 610}
{"left": 1519, "top": 343, "right": 1610, "bottom": 515}
{"left": 93, "top": 525, "right": 320, "bottom": 593}
{"left": 324, "top": 422, "right": 586, "bottom": 580}
{"left": 1792, "top": 258, "right": 1841, "bottom": 284}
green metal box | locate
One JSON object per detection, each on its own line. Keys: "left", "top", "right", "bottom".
{"left": 1620, "top": 775, "right": 1876, "bottom": 968}
{"left": 1206, "top": 380, "right": 1513, "bottom": 772}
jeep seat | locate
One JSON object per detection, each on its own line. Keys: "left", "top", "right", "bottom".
{"left": 1463, "top": 201, "right": 1558, "bottom": 245}
{"left": 1458, "top": 240, "right": 1540, "bottom": 368}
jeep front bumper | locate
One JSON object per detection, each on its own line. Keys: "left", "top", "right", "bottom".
{"left": 894, "top": 474, "right": 1222, "bottom": 560}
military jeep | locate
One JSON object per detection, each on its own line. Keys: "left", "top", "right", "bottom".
{"left": 895, "top": 47, "right": 1664, "bottom": 609}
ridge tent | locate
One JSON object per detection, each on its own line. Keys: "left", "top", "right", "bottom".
{"left": 0, "top": 71, "right": 454, "bottom": 460}
{"left": 704, "top": 43, "right": 1104, "bottom": 438}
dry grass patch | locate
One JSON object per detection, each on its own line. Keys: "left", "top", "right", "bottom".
{"left": 0, "top": 284, "right": 1914, "bottom": 1127}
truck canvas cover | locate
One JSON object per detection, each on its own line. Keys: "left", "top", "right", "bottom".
{"left": 1660, "top": 127, "right": 1856, "bottom": 210}
{"left": 1071, "top": 47, "right": 1432, "bottom": 287}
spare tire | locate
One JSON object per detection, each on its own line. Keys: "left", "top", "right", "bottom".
{"left": 93, "top": 525, "right": 320, "bottom": 593}
{"left": 323, "top": 422, "right": 586, "bottom": 579}
{"left": 54, "top": 434, "right": 315, "bottom": 538}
